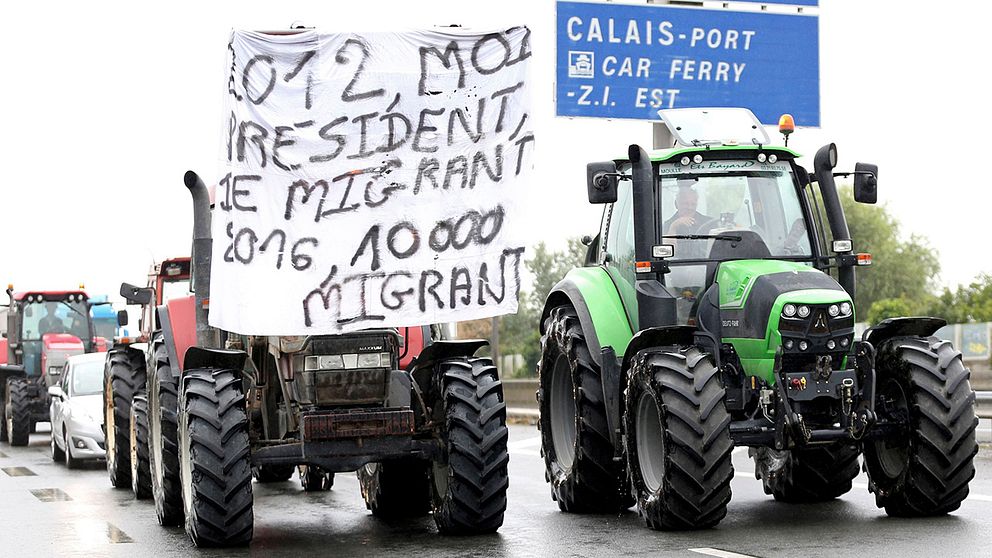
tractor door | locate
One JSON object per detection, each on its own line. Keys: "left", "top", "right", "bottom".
{"left": 602, "top": 165, "right": 638, "bottom": 329}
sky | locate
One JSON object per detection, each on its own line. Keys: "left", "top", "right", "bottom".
{"left": 1, "top": 0, "right": 989, "bottom": 304}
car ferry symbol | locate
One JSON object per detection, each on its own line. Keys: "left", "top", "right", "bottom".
{"left": 568, "top": 51, "right": 594, "bottom": 78}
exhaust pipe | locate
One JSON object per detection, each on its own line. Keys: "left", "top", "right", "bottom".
{"left": 184, "top": 171, "right": 219, "bottom": 348}
{"left": 629, "top": 144, "right": 677, "bottom": 329}
{"left": 812, "top": 144, "right": 855, "bottom": 299}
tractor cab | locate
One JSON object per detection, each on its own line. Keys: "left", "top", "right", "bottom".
{"left": 4, "top": 289, "right": 97, "bottom": 380}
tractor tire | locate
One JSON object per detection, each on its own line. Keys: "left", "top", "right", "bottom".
{"left": 130, "top": 394, "right": 152, "bottom": 500}
{"left": 863, "top": 336, "right": 978, "bottom": 517}
{"left": 179, "top": 368, "right": 254, "bottom": 548}
{"left": 538, "top": 306, "right": 630, "bottom": 513}
{"left": 5, "top": 378, "right": 32, "bottom": 446}
{"left": 625, "top": 348, "right": 734, "bottom": 530}
{"left": 51, "top": 428, "right": 65, "bottom": 462}
{"left": 430, "top": 357, "right": 508, "bottom": 535}
{"left": 0, "top": 395, "right": 7, "bottom": 443}
{"left": 148, "top": 336, "right": 184, "bottom": 526}
{"left": 301, "top": 465, "right": 335, "bottom": 492}
{"left": 359, "top": 459, "right": 430, "bottom": 517}
{"left": 105, "top": 349, "right": 146, "bottom": 488}
{"left": 752, "top": 444, "right": 860, "bottom": 503}
{"left": 252, "top": 464, "right": 295, "bottom": 483}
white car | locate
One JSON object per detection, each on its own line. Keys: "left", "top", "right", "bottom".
{"left": 49, "top": 352, "right": 106, "bottom": 468}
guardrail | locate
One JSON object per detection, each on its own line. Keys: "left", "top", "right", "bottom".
{"left": 504, "top": 379, "right": 992, "bottom": 420}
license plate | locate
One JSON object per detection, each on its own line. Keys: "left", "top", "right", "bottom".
{"left": 302, "top": 409, "right": 414, "bottom": 441}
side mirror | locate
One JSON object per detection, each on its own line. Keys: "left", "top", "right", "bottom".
{"left": 586, "top": 161, "right": 618, "bottom": 204}
{"left": 117, "top": 310, "right": 129, "bottom": 327}
{"left": 853, "top": 162, "right": 878, "bottom": 204}
{"left": 120, "top": 282, "right": 153, "bottom": 305}
{"left": 48, "top": 386, "right": 64, "bottom": 399}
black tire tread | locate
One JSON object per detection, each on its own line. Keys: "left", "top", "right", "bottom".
{"left": 105, "top": 348, "right": 146, "bottom": 487}
{"left": 754, "top": 444, "right": 860, "bottom": 503}
{"left": 865, "top": 336, "right": 978, "bottom": 516}
{"left": 6, "top": 378, "right": 31, "bottom": 446}
{"left": 149, "top": 337, "right": 184, "bottom": 526}
{"left": 432, "top": 357, "right": 508, "bottom": 535}
{"left": 626, "top": 348, "right": 734, "bottom": 530}
{"left": 130, "top": 394, "right": 153, "bottom": 499}
{"left": 538, "top": 306, "right": 629, "bottom": 513}
{"left": 180, "top": 368, "right": 253, "bottom": 547}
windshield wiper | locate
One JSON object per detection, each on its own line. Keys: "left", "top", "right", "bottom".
{"left": 59, "top": 300, "right": 87, "bottom": 319}
{"left": 663, "top": 234, "right": 743, "bottom": 242}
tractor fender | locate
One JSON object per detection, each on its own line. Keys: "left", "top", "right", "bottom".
{"left": 181, "top": 346, "right": 249, "bottom": 385}
{"left": 863, "top": 316, "right": 947, "bottom": 349}
{"left": 408, "top": 339, "right": 488, "bottom": 396}
{"left": 542, "top": 267, "right": 634, "bottom": 369}
{"left": 158, "top": 295, "right": 197, "bottom": 375}
{"left": 620, "top": 326, "right": 697, "bottom": 373}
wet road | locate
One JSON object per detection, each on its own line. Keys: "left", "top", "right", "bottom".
{"left": 2, "top": 423, "right": 992, "bottom": 557}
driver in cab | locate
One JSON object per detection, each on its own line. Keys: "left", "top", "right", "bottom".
{"left": 663, "top": 186, "right": 713, "bottom": 235}
{"left": 38, "top": 302, "right": 67, "bottom": 335}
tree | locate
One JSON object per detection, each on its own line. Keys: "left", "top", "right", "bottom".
{"left": 495, "top": 238, "right": 587, "bottom": 377}
{"left": 925, "top": 273, "right": 992, "bottom": 324}
{"left": 865, "top": 297, "right": 917, "bottom": 325}
{"left": 835, "top": 187, "right": 941, "bottom": 319}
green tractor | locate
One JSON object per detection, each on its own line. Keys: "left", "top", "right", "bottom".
{"left": 538, "top": 108, "right": 977, "bottom": 529}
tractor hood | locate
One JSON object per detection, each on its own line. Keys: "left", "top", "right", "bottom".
{"left": 715, "top": 260, "right": 855, "bottom": 384}
{"left": 42, "top": 333, "right": 85, "bottom": 383}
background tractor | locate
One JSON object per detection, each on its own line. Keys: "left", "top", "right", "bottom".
{"left": 1, "top": 287, "right": 108, "bottom": 445}
{"left": 102, "top": 257, "right": 191, "bottom": 497}
{"left": 134, "top": 171, "right": 508, "bottom": 547}
{"left": 537, "top": 108, "right": 977, "bottom": 530}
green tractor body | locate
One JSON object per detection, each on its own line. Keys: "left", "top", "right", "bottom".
{"left": 539, "top": 108, "right": 977, "bottom": 530}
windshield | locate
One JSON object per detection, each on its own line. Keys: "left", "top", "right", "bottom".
{"left": 658, "top": 161, "right": 812, "bottom": 261}
{"left": 161, "top": 279, "right": 190, "bottom": 302}
{"left": 21, "top": 300, "right": 91, "bottom": 340}
{"left": 71, "top": 360, "right": 103, "bottom": 396}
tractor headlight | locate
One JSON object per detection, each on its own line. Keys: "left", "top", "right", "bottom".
{"left": 783, "top": 304, "right": 797, "bottom": 317}
{"left": 757, "top": 153, "right": 767, "bottom": 163}
{"left": 768, "top": 154, "right": 778, "bottom": 164}
{"left": 356, "top": 353, "right": 381, "bottom": 368}
{"left": 48, "top": 366, "right": 61, "bottom": 377}
{"left": 797, "top": 305, "right": 811, "bottom": 318}
{"left": 827, "top": 340, "right": 836, "bottom": 350}
{"left": 680, "top": 156, "right": 691, "bottom": 166}
{"left": 692, "top": 154, "right": 703, "bottom": 164}
{"left": 784, "top": 339, "right": 794, "bottom": 350}
{"left": 840, "top": 302, "right": 852, "bottom": 316}
{"left": 828, "top": 304, "right": 840, "bottom": 317}
{"left": 799, "top": 340, "right": 809, "bottom": 351}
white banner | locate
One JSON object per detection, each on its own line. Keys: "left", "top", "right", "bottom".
{"left": 213, "top": 28, "right": 534, "bottom": 335}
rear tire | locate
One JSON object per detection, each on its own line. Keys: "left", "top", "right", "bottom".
{"left": 105, "top": 348, "right": 146, "bottom": 488}
{"left": 130, "top": 394, "right": 152, "bottom": 499}
{"left": 430, "top": 357, "right": 508, "bottom": 535}
{"left": 5, "top": 378, "right": 31, "bottom": 446}
{"left": 863, "top": 336, "right": 978, "bottom": 516}
{"left": 0, "top": 395, "right": 7, "bottom": 443}
{"left": 148, "top": 336, "right": 183, "bottom": 526}
{"left": 625, "top": 348, "right": 734, "bottom": 530}
{"left": 538, "top": 306, "right": 630, "bottom": 513}
{"left": 179, "top": 368, "right": 253, "bottom": 547}
{"left": 359, "top": 459, "right": 430, "bottom": 517}
{"left": 752, "top": 444, "right": 860, "bottom": 503}
{"left": 300, "top": 465, "right": 335, "bottom": 492}
{"left": 252, "top": 464, "right": 294, "bottom": 483}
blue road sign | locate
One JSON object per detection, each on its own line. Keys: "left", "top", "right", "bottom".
{"left": 556, "top": 1, "right": 820, "bottom": 126}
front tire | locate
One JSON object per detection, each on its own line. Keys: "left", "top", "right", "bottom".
{"left": 430, "top": 357, "right": 508, "bottom": 535}
{"left": 105, "top": 349, "right": 146, "bottom": 488}
{"left": 51, "top": 429, "right": 65, "bottom": 462}
{"left": 179, "top": 368, "right": 253, "bottom": 547}
{"left": 625, "top": 348, "right": 734, "bottom": 530}
{"left": 148, "top": 336, "right": 183, "bottom": 526}
{"left": 538, "top": 306, "right": 629, "bottom": 513}
{"left": 130, "top": 394, "right": 152, "bottom": 499}
{"left": 863, "top": 336, "right": 978, "bottom": 516}
{"left": 300, "top": 465, "right": 335, "bottom": 492}
{"left": 752, "top": 444, "right": 860, "bottom": 503}
{"left": 5, "top": 378, "right": 31, "bottom": 446}
{"left": 359, "top": 460, "right": 430, "bottom": 516}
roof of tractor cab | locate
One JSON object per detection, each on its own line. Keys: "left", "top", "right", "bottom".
{"left": 13, "top": 290, "right": 88, "bottom": 301}
{"left": 615, "top": 144, "right": 801, "bottom": 164}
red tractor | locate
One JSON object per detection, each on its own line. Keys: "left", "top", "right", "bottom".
{"left": 131, "top": 172, "right": 509, "bottom": 547}
{"left": 1, "top": 287, "right": 108, "bottom": 445}
{"left": 102, "top": 258, "right": 191, "bottom": 498}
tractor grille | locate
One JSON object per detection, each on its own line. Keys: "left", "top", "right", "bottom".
{"left": 779, "top": 303, "right": 855, "bottom": 372}
{"left": 301, "top": 409, "right": 414, "bottom": 441}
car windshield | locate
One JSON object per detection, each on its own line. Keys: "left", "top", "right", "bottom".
{"left": 21, "top": 299, "right": 91, "bottom": 340}
{"left": 71, "top": 360, "right": 103, "bottom": 396}
{"left": 658, "top": 160, "right": 812, "bottom": 261}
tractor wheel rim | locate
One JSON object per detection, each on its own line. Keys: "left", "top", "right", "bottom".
{"left": 636, "top": 390, "right": 666, "bottom": 494}
{"left": 105, "top": 378, "right": 116, "bottom": 461}
{"left": 874, "top": 378, "right": 910, "bottom": 479}
{"left": 550, "top": 354, "right": 577, "bottom": 469}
